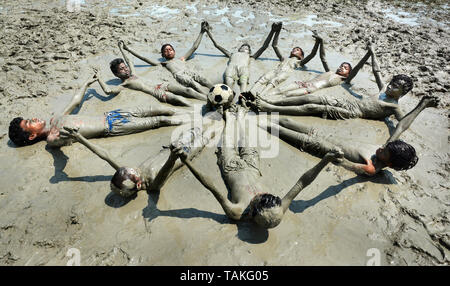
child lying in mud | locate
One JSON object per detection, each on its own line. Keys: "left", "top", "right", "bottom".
{"left": 95, "top": 41, "right": 206, "bottom": 107}
{"left": 122, "top": 21, "right": 214, "bottom": 95}
{"left": 248, "top": 23, "right": 322, "bottom": 97}
{"left": 59, "top": 119, "right": 221, "bottom": 197}
{"left": 204, "top": 21, "right": 279, "bottom": 92}
{"left": 256, "top": 95, "right": 439, "bottom": 176}
{"left": 248, "top": 42, "right": 417, "bottom": 121}
{"left": 8, "top": 73, "right": 191, "bottom": 148}
{"left": 264, "top": 34, "right": 369, "bottom": 97}
{"left": 173, "top": 104, "right": 343, "bottom": 229}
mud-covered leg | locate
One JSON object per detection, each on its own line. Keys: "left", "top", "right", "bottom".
{"left": 189, "top": 80, "right": 210, "bottom": 95}
{"left": 111, "top": 115, "right": 191, "bottom": 136}
{"left": 163, "top": 91, "right": 194, "bottom": 107}
{"left": 284, "top": 88, "right": 313, "bottom": 97}
{"left": 277, "top": 118, "right": 315, "bottom": 134}
{"left": 253, "top": 100, "right": 332, "bottom": 117}
{"left": 259, "top": 72, "right": 290, "bottom": 97}
{"left": 267, "top": 82, "right": 300, "bottom": 97}
{"left": 225, "top": 75, "right": 235, "bottom": 90}
{"left": 265, "top": 94, "right": 322, "bottom": 106}
{"left": 126, "top": 105, "right": 189, "bottom": 117}
{"left": 218, "top": 110, "right": 239, "bottom": 165}
{"left": 259, "top": 120, "right": 333, "bottom": 157}
{"left": 249, "top": 70, "right": 276, "bottom": 96}
{"left": 239, "top": 68, "right": 250, "bottom": 93}
{"left": 196, "top": 74, "right": 214, "bottom": 89}
{"left": 167, "top": 83, "right": 207, "bottom": 101}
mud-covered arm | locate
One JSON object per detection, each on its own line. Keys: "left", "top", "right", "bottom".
{"left": 368, "top": 44, "right": 384, "bottom": 91}
{"left": 386, "top": 95, "right": 439, "bottom": 144}
{"left": 180, "top": 156, "right": 241, "bottom": 220}
{"left": 151, "top": 151, "right": 178, "bottom": 191}
{"left": 59, "top": 127, "right": 123, "bottom": 170}
{"left": 281, "top": 150, "right": 342, "bottom": 213}
{"left": 338, "top": 158, "right": 376, "bottom": 176}
{"left": 183, "top": 21, "right": 207, "bottom": 60}
{"left": 345, "top": 48, "right": 371, "bottom": 84}
{"left": 251, "top": 23, "right": 277, "bottom": 59}
{"left": 271, "top": 26, "right": 284, "bottom": 61}
{"left": 300, "top": 32, "right": 323, "bottom": 68}
{"left": 118, "top": 41, "right": 136, "bottom": 76}
{"left": 205, "top": 29, "right": 231, "bottom": 57}
{"left": 122, "top": 42, "right": 161, "bottom": 66}
{"left": 62, "top": 75, "right": 97, "bottom": 115}
{"left": 97, "top": 75, "right": 123, "bottom": 96}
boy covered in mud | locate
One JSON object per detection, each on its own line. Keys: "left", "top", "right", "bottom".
{"left": 173, "top": 104, "right": 343, "bottom": 228}
{"left": 256, "top": 95, "right": 439, "bottom": 176}
{"left": 122, "top": 21, "right": 214, "bottom": 94}
{"left": 264, "top": 33, "right": 370, "bottom": 97}
{"left": 248, "top": 42, "right": 416, "bottom": 121}
{"left": 95, "top": 41, "right": 205, "bottom": 107}
{"left": 8, "top": 73, "right": 191, "bottom": 148}
{"left": 59, "top": 116, "right": 222, "bottom": 197}
{"left": 247, "top": 22, "right": 322, "bottom": 97}
{"left": 203, "top": 21, "right": 280, "bottom": 92}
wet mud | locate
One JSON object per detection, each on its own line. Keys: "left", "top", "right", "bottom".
{"left": 0, "top": 0, "right": 448, "bottom": 265}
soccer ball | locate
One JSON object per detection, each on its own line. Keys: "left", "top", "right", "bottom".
{"left": 207, "top": 84, "right": 234, "bottom": 108}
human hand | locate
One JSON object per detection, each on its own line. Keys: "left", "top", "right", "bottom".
{"left": 201, "top": 21, "right": 210, "bottom": 33}
{"left": 324, "top": 147, "right": 344, "bottom": 164}
{"left": 421, "top": 95, "right": 440, "bottom": 108}
{"left": 87, "top": 68, "right": 99, "bottom": 84}
{"left": 366, "top": 39, "right": 374, "bottom": 52}
{"left": 311, "top": 30, "right": 322, "bottom": 41}
{"left": 59, "top": 126, "right": 82, "bottom": 142}
{"left": 170, "top": 145, "right": 189, "bottom": 162}
{"left": 272, "top": 22, "right": 282, "bottom": 32}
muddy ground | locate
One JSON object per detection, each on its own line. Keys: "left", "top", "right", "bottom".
{"left": 0, "top": 0, "right": 448, "bottom": 265}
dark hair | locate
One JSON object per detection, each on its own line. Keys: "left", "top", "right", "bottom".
{"left": 110, "top": 58, "right": 125, "bottom": 75}
{"left": 161, "top": 43, "right": 174, "bottom": 57}
{"left": 385, "top": 140, "right": 418, "bottom": 171}
{"left": 291, "top": 46, "right": 304, "bottom": 58}
{"left": 252, "top": 194, "right": 282, "bottom": 217}
{"left": 8, "top": 117, "right": 40, "bottom": 146}
{"left": 341, "top": 62, "right": 353, "bottom": 74}
{"left": 391, "top": 74, "right": 413, "bottom": 95}
{"left": 238, "top": 43, "right": 252, "bottom": 54}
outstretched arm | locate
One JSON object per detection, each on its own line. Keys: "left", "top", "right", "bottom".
{"left": 182, "top": 21, "right": 207, "bottom": 60}
{"left": 151, "top": 150, "right": 179, "bottom": 191}
{"left": 152, "top": 125, "right": 220, "bottom": 191}
{"left": 337, "top": 157, "right": 376, "bottom": 176}
{"left": 251, "top": 22, "right": 277, "bottom": 59}
{"left": 96, "top": 73, "right": 124, "bottom": 96}
{"left": 271, "top": 23, "right": 284, "bottom": 61}
{"left": 176, "top": 150, "right": 241, "bottom": 220}
{"left": 386, "top": 95, "right": 439, "bottom": 144}
{"left": 281, "top": 149, "right": 343, "bottom": 213}
{"left": 368, "top": 43, "right": 384, "bottom": 91}
{"left": 345, "top": 46, "right": 371, "bottom": 84}
{"left": 62, "top": 74, "right": 97, "bottom": 115}
{"left": 59, "top": 127, "right": 124, "bottom": 170}
{"left": 300, "top": 31, "right": 323, "bottom": 68}
{"left": 122, "top": 42, "right": 161, "bottom": 66}
{"left": 118, "top": 41, "right": 136, "bottom": 76}
{"left": 205, "top": 26, "right": 231, "bottom": 57}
